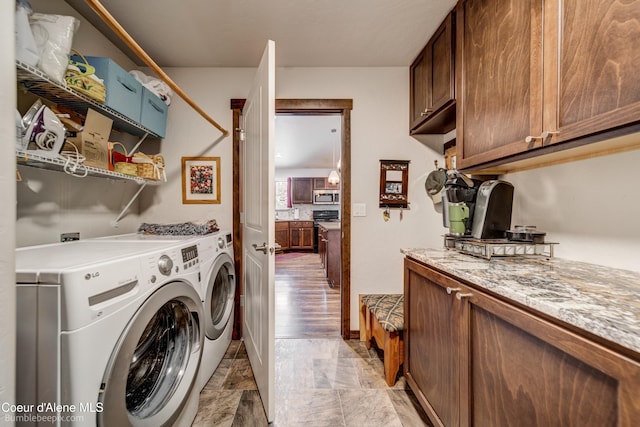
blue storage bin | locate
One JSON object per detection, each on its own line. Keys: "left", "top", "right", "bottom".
{"left": 140, "top": 87, "right": 168, "bottom": 137}
{"left": 83, "top": 56, "right": 142, "bottom": 123}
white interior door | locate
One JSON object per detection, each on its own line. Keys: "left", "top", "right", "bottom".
{"left": 241, "top": 40, "right": 276, "bottom": 423}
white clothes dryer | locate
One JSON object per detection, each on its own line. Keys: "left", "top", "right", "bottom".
{"left": 194, "top": 230, "right": 236, "bottom": 391}
{"left": 16, "top": 239, "right": 204, "bottom": 427}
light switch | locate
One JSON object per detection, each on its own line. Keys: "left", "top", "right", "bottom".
{"left": 353, "top": 203, "right": 366, "bottom": 217}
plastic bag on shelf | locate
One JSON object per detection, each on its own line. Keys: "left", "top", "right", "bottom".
{"left": 29, "top": 12, "right": 79, "bottom": 83}
{"left": 130, "top": 70, "right": 173, "bottom": 105}
{"left": 15, "top": 0, "right": 39, "bottom": 66}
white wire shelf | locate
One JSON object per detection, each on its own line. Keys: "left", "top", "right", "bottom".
{"left": 16, "top": 149, "right": 160, "bottom": 185}
{"left": 16, "top": 60, "right": 158, "bottom": 138}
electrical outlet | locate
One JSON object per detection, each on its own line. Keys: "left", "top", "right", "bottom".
{"left": 61, "top": 232, "right": 80, "bottom": 242}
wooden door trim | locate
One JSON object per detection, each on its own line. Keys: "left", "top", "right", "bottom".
{"left": 232, "top": 98, "right": 353, "bottom": 340}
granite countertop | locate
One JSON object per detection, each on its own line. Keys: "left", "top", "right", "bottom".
{"left": 401, "top": 248, "right": 640, "bottom": 356}
{"left": 317, "top": 221, "right": 341, "bottom": 230}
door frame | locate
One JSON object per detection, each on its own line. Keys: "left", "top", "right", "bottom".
{"left": 231, "top": 98, "right": 353, "bottom": 340}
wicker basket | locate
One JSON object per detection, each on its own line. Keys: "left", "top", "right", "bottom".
{"left": 114, "top": 162, "right": 138, "bottom": 176}
{"left": 133, "top": 153, "right": 165, "bottom": 181}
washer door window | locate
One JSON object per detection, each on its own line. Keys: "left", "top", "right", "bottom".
{"left": 205, "top": 253, "right": 236, "bottom": 340}
{"left": 99, "top": 282, "right": 203, "bottom": 427}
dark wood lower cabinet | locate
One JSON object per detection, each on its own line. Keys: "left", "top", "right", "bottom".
{"left": 275, "top": 221, "right": 290, "bottom": 251}
{"left": 404, "top": 257, "right": 640, "bottom": 427}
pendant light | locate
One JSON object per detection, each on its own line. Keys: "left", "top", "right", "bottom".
{"left": 328, "top": 130, "right": 340, "bottom": 185}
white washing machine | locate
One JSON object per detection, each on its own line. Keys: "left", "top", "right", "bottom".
{"left": 194, "top": 230, "right": 236, "bottom": 391}
{"left": 16, "top": 239, "right": 204, "bottom": 427}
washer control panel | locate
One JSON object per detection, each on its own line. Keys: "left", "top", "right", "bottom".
{"left": 157, "top": 254, "right": 174, "bottom": 276}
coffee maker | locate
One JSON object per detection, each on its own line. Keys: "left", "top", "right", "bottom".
{"left": 444, "top": 176, "right": 514, "bottom": 239}
{"left": 470, "top": 180, "right": 514, "bottom": 239}
{"left": 444, "top": 172, "right": 480, "bottom": 235}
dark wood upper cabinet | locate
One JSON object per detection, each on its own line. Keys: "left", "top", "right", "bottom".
{"left": 547, "top": 0, "right": 640, "bottom": 144}
{"left": 456, "top": 0, "right": 543, "bottom": 169}
{"left": 410, "top": 11, "right": 456, "bottom": 135}
{"left": 313, "top": 177, "right": 339, "bottom": 190}
{"left": 457, "top": 0, "right": 640, "bottom": 172}
{"left": 290, "top": 177, "right": 313, "bottom": 204}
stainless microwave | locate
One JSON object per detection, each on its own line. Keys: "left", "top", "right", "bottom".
{"left": 313, "top": 190, "right": 339, "bottom": 205}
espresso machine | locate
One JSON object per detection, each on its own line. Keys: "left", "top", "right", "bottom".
{"left": 444, "top": 176, "right": 514, "bottom": 239}
{"left": 444, "top": 172, "right": 480, "bottom": 235}
{"left": 470, "top": 180, "right": 514, "bottom": 239}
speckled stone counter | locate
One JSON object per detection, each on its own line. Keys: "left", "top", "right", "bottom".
{"left": 317, "top": 221, "right": 341, "bottom": 230}
{"left": 401, "top": 248, "right": 640, "bottom": 356}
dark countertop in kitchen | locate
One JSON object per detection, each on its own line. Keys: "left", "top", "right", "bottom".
{"left": 401, "top": 248, "right": 640, "bottom": 356}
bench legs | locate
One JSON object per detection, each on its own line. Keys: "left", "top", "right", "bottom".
{"left": 360, "top": 299, "right": 404, "bottom": 386}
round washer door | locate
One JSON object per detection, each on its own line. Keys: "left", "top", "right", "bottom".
{"left": 98, "top": 281, "right": 203, "bottom": 427}
{"left": 204, "top": 253, "right": 236, "bottom": 340}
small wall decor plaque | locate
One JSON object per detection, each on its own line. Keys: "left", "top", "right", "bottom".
{"left": 379, "top": 160, "right": 409, "bottom": 208}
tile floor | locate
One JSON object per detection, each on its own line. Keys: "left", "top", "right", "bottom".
{"left": 192, "top": 339, "right": 432, "bottom": 426}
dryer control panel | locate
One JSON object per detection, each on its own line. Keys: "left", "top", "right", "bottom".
{"left": 181, "top": 244, "right": 199, "bottom": 269}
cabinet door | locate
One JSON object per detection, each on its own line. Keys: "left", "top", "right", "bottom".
{"left": 461, "top": 288, "right": 640, "bottom": 427}
{"left": 290, "top": 178, "right": 313, "bottom": 204}
{"left": 410, "top": 47, "right": 430, "bottom": 129}
{"left": 456, "top": 0, "right": 544, "bottom": 169}
{"left": 318, "top": 227, "right": 327, "bottom": 268}
{"left": 275, "top": 222, "right": 290, "bottom": 250}
{"left": 404, "top": 259, "right": 461, "bottom": 427}
{"left": 543, "top": 0, "right": 640, "bottom": 145}
{"left": 289, "top": 223, "right": 313, "bottom": 249}
{"left": 410, "top": 12, "right": 456, "bottom": 135}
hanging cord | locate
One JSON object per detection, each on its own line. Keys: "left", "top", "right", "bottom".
{"left": 59, "top": 141, "right": 88, "bottom": 178}
{"left": 34, "top": 130, "right": 60, "bottom": 150}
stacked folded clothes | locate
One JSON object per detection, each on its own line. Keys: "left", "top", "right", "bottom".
{"left": 137, "top": 219, "right": 219, "bottom": 235}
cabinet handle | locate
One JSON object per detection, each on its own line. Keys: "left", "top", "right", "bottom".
{"left": 420, "top": 108, "right": 434, "bottom": 117}
{"left": 446, "top": 287, "right": 461, "bottom": 295}
{"left": 525, "top": 131, "right": 559, "bottom": 144}
{"left": 456, "top": 292, "right": 473, "bottom": 300}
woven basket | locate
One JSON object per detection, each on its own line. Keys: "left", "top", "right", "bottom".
{"left": 133, "top": 153, "right": 165, "bottom": 181}
{"left": 114, "top": 162, "right": 138, "bottom": 176}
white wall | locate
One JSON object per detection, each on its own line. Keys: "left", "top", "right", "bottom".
{"left": 16, "top": 0, "right": 145, "bottom": 246}
{"left": 151, "top": 66, "right": 445, "bottom": 331}
{"left": 1, "top": 0, "right": 16, "bottom": 412}
{"left": 134, "top": 67, "right": 254, "bottom": 232}
{"left": 277, "top": 68, "right": 447, "bottom": 329}
{"left": 505, "top": 147, "right": 640, "bottom": 272}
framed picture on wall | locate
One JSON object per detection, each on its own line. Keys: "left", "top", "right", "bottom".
{"left": 379, "top": 159, "right": 409, "bottom": 208}
{"left": 181, "top": 156, "right": 221, "bottom": 204}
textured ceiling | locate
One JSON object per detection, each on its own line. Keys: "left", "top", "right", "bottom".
{"left": 66, "top": 0, "right": 457, "bottom": 67}
{"left": 64, "top": 0, "right": 457, "bottom": 169}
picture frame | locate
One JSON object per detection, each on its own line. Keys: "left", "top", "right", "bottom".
{"left": 379, "top": 159, "right": 410, "bottom": 208}
{"left": 181, "top": 156, "right": 221, "bottom": 204}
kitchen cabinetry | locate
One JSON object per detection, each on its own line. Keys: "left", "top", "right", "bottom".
{"left": 456, "top": 0, "right": 640, "bottom": 171}
{"left": 318, "top": 226, "right": 327, "bottom": 269}
{"left": 410, "top": 11, "right": 456, "bottom": 135}
{"left": 290, "top": 178, "right": 313, "bottom": 204}
{"left": 404, "top": 257, "right": 640, "bottom": 427}
{"left": 289, "top": 221, "right": 314, "bottom": 250}
{"left": 275, "top": 221, "right": 290, "bottom": 251}
{"left": 318, "top": 223, "right": 341, "bottom": 288}
{"left": 313, "top": 177, "right": 339, "bottom": 190}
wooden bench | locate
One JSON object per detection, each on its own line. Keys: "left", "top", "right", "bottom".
{"left": 359, "top": 294, "right": 404, "bottom": 386}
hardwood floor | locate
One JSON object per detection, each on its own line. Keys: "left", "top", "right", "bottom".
{"left": 275, "top": 251, "right": 341, "bottom": 338}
